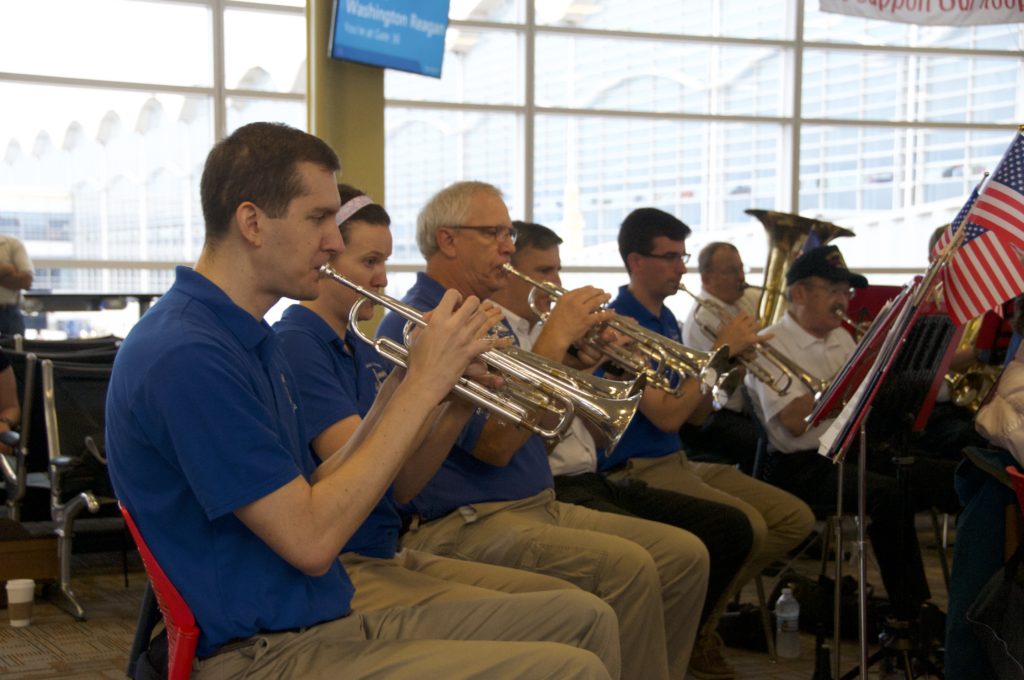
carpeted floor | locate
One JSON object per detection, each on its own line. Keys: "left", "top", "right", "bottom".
{"left": 0, "top": 516, "right": 953, "bottom": 679}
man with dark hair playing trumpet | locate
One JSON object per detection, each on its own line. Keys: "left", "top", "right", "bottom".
{"left": 604, "top": 208, "right": 815, "bottom": 672}
{"left": 378, "top": 181, "right": 712, "bottom": 680}
{"left": 493, "top": 220, "right": 756, "bottom": 680}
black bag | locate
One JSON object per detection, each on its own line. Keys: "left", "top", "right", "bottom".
{"left": 967, "top": 544, "right": 1024, "bottom": 680}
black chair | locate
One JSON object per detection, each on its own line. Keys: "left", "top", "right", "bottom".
{"left": 40, "top": 357, "right": 120, "bottom": 619}
{"left": 1, "top": 351, "right": 47, "bottom": 521}
{"left": 1, "top": 347, "right": 119, "bottom": 522}
{"left": 1, "top": 334, "right": 121, "bottom": 353}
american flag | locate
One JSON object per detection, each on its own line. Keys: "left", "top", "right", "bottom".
{"left": 933, "top": 129, "right": 1024, "bottom": 325}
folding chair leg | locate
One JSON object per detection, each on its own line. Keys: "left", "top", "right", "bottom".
{"left": 754, "top": 574, "right": 777, "bottom": 662}
{"left": 126, "top": 583, "right": 161, "bottom": 679}
{"left": 49, "top": 492, "right": 99, "bottom": 621}
{"left": 928, "top": 508, "right": 951, "bottom": 591}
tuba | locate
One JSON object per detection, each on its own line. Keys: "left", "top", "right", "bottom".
{"left": 745, "top": 209, "right": 855, "bottom": 326}
{"left": 502, "top": 263, "right": 734, "bottom": 397}
{"left": 320, "top": 264, "right": 643, "bottom": 452}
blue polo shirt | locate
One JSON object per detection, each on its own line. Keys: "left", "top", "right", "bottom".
{"left": 274, "top": 304, "right": 401, "bottom": 559}
{"left": 106, "top": 267, "right": 353, "bottom": 658}
{"left": 376, "top": 272, "right": 554, "bottom": 521}
{"left": 601, "top": 285, "right": 683, "bottom": 470}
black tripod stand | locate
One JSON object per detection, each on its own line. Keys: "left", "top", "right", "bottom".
{"left": 834, "top": 314, "right": 955, "bottom": 680}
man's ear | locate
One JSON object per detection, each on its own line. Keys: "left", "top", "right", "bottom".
{"left": 787, "top": 283, "right": 804, "bottom": 306}
{"left": 435, "top": 227, "right": 458, "bottom": 258}
{"left": 625, "top": 252, "right": 642, "bottom": 276}
{"left": 234, "top": 202, "right": 262, "bottom": 247}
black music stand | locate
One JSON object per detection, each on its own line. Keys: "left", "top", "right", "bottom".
{"left": 830, "top": 313, "right": 958, "bottom": 680}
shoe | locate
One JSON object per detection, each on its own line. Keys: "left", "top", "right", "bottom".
{"left": 688, "top": 632, "right": 736, "bottom": 680}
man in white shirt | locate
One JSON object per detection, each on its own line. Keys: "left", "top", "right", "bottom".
{"left": 492, "top": 221, "right": 758, "bottom": 680}
{"left": 0, "top": 234, "right": 33, "bottom": 337}
{"left": 680, "top": 242, "right": 762, "bottom": 473}
{"left": 745, "top": 245, "right": 936, "bottom": 619}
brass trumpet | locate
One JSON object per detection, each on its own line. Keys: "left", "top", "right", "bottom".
{"left": 832, "top": 306, "right": 869, "bottom": 342}
{"left": 320, "top": 264, "right": 642, "bottom": 451}
{"left": 676, "top": 282, "right": 793, "bottom": 397}
{"left": 501, "top": 264, "right": 733, "bottom": 396}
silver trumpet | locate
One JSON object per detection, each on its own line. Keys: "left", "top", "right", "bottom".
{"left": 502, "top": 264, "right": 732, "bottom": 397}
{"left": 677, "top": 282, "right": 792, "bottom": 398}
{"left": 321, "top": 264, "right": 643, "bottom": 451}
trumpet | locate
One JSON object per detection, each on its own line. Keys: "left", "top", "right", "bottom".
{"left": 676, "top": 282, "right": 792, "bottom": 397}
{"left": 832, "top": 306, "right": 869, "bottom": 342}
{"left": 501, "top": 264, "right": 733, "bottom": 397}
{"left": 320, "top": 265, "right": 643, "bottom": 451}
{"left": 946, "top": 364, "right": 1001, "bottom": 412}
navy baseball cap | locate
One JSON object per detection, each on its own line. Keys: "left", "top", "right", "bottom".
{"left": 786, "top": 245, "right": 868, "bottom": 288}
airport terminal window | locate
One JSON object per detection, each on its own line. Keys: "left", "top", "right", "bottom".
{"left": 2, "top": 0, "right": 1023, "bottom": 337}
{"left": 1, "top": 0, "right": 304, "bottom": 337}
{"left": 384, "top": 1, "right": 1023, "bottom": 282}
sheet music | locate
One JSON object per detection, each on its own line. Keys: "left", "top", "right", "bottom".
{"left": 817, "top": 354, "right": 878, "bottom": 457}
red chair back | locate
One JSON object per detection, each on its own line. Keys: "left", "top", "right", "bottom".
{"left": 1007, "top": 466, "right": 1024, "bottom": 514}
{"left": 120, "top": 502, "right": 199, "bottom": 680}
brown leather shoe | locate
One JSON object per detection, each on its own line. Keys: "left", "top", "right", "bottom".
{"left": 688, "top": 632, "right": 736, "bottom": 680}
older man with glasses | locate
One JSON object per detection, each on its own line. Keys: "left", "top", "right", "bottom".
{"left": 377, "top": 181, "right": 712, "bottom": 680}
{"left": 680, "top": 242, "right": 764, "bottom": 474}
{"left": 745, "top": 244, "right": 952, "bottom": 621}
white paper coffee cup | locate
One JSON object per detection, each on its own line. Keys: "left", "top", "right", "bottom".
{"left": 6, "top": 579, "right": 35, "bottom": 627}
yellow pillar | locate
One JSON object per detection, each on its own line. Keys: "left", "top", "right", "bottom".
{"left": 307, "top": 0, "right": 385, "bottom": 204}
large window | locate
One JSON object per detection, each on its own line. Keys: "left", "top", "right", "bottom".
{"left": 3, "top": 1, "right": 1022, "bottom": 334}
{"left": 384, "top": 0, "right": 1023, "bottom": 317}
{"left": 0, "top": 0, "right": 305, "bottom": 336}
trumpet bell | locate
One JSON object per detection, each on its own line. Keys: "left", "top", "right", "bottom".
{"left": 502, "top": 345, "right": 644, "bottom": 453}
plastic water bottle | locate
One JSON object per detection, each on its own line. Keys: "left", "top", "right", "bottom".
{"left": 775, "top": 587, "right": 801, "bottom": 659}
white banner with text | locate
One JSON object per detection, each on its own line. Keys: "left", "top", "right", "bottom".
{"left": 820, "top": 0, "right": 1024, "bottom": 25}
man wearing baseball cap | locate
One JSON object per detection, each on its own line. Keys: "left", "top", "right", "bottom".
{"left": 744, "top": 245, "right": 937, "bottom": 620}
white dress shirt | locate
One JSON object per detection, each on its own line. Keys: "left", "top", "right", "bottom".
{"left": 745, "top": 312, "right": 856, "bottom": 453}
{"left": 496, "top": 304, "right": 599, "bottom": 477}
{"left": 681, "top": 286, "right": 759, "bottom": 413}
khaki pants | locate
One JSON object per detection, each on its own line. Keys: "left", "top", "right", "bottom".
{"left": 400, "top": 489, "right": 709, "bottom": 680}
{"left": 608, "top": 452, "right": 815, "bottom": 633}
{"left": 343, "top": 548, "right": 581, "bottom": 611}
{"left": 192, "top": 590, "right": 617, "bottom": 680}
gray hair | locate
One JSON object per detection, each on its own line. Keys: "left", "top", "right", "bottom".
{"left": 697, "top": 242, "right": 738, "bottom": 274}
{"left": 416, "top": 181, "right": 504, "bottom": 258}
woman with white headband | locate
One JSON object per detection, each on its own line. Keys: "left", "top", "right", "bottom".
{"left": 272, "top": 184, "right": 622, "bottom": 676}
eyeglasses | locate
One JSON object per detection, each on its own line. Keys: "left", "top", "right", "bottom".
{"left": 640, "top": 251, "right": 691, "bottom": 265}
{"left": 447, "top": 225, "right": 518, "bottom": 242}
{"left": 803, "top": 282, "right": 855, "bottom": 298}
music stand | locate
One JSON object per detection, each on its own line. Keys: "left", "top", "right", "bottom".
{"left": 830, "top": 312, "right": 959, "bottom": 680}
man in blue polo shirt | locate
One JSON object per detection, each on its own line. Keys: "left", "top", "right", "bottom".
{"left": 106, "top": 123, "right": 615, "bottom": 680}
{"left": 272, "top": 185, "right": 620, "bottom": 673}
{"left": 603, "top": 208, "right": 815, "bottom": 646}
{"left": 378, "top": 180, "right": 712, "bottom": 680}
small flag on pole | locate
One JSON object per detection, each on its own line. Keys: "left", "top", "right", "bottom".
{"left": 932, "top": 128, "right": 1024, "bottom": 326}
